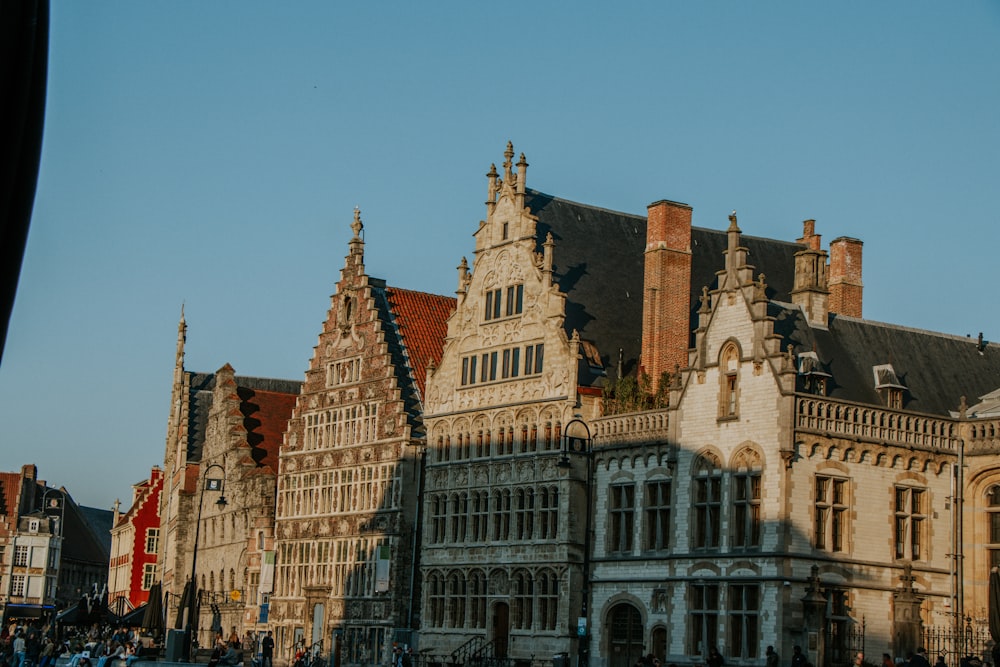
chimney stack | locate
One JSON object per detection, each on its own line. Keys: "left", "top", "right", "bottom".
{"left": 829, "top": 237, "right": 863, "bottom": 318}
{"left": 642, "top": 200, "right": 693, "bottom": 389}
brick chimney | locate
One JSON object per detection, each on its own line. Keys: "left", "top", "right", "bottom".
{"left": 829, "top": 236, "right": 863, "bottom": 318}
{"left": 642, "top": 200, "right": 693, "bottom": 388}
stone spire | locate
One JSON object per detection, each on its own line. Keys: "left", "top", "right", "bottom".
{"left": 174, "top": 304, "right": 186, "bottom": 384}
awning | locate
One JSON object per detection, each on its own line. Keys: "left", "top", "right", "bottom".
{"left": 8, "top": 604, "right": 54, "bottom": 619}
{"left": 113, "top": 603, "right": 148, "bottom": 628}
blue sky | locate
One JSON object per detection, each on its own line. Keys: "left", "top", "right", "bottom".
{"left": 2, "top": 2, "right": 998, "bottom": 510}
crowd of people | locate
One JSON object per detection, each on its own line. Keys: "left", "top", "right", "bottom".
{"left": 0, "top": 622, "right": 158, "bottom": 667}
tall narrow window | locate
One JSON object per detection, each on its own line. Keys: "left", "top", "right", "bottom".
{"left": 469, "top": 570, "right": 487, "bottom": 629}
{"left": 815, "top": 475, "right": 849, "bottom": 552}
{"left": 511, "top": 570, "right": 534, "bottom": 630}
{"left": 609, "top": 484, "right": 635, "bottom": 554}
{"left": 428, "top": 573, "right": 445, "bottom": 627}
{"left": 539, "top": 486, "right": 559, "bottom": 540}
{"left": 538, "top": 570, "right": 559, "bottom": 631}
{"left": 145, "top": 528, "right": 160, "bottom": 554}
{"left": 644, "top": 480, "right": 672, "bottom": 551}
{"left": 689, "top": 582, "right": 719, "bottom": 656}
{"left": 894, "top": 486, "right": 926, "bottom": 560}
{"left": 451, "top": 493, "right": 468, "bottom": 543}
{"left": 505, "top": 284, "right": 524, "bottom": 316}
{"left": 432, "top": 495, "right": 447, "bottom": 544}
{"left": 471, "top": 491, "right": 489, "bottom": 542}
{"left": 719, "top": 344, "right": 740, "bottom": 419}
{"left": 693, "top": 457, "right": 722, "bottom": 549}
{"left": 988, "top": 486, "right": 1000, "bottom": 571}
{"left": 728, "top": 584, "right": 760, "bottom": 659}
{"left": 732, "top": 471, "right": 762, "bottom": 549}
{"left": 14, "top": 545, "right": 28, "bottom": 566}
{"left": 448, "top": 572, "right": 466, "bottom": 628}
{"left": 484, "top": 288, "right": 502, "bottom": 321}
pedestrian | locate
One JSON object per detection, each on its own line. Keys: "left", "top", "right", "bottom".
{"left": 261, "top": 632, "right": 273, "bottom": 667}
{"left": 911, "top": 650, "right": 931, "bottom": 667}
{"left": 935, "top": 657, "right": 947, "bottom": 667}
{"left": 767, "top": 646, "right": 780, "bottom": 667}
{"left": 12, "top": 632, "right": 25, "bottom": 667}
{"left": 707, "top": 647, "right": 724, "bottom": 667}
{"left": 792, "top": 646, "right": 808, "bottom": 667}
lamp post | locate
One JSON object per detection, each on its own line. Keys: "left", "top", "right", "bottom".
{"left": 559, "top": 418, "right": 593, "bottom": 667}
{"left": 183, "top": 462, "right": 228, "bottom": 662}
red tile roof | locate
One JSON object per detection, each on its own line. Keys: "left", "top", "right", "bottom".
{"left": 385, "top": 287, "right": 455, "bottom": 399}
{"left": 0, "top": 472, "right": 24, "bottom": 537}
{"left": 238, "top": 387, "right": 298, "bottom": 472}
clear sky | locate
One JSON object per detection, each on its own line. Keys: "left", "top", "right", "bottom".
{"left": 2, "top": 2, "right": 998, "bottom": 511}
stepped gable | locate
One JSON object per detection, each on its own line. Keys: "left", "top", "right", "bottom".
{"left": 237, "top": 386, "right": 298, "bottom": 471}
{"left": 771, "top": 303, "right": 1000, "bottom": 416}
{"left": 384, "top": 287, "right": 455, "bottom": 399}
{"left": 527, "top": 189, "right": 801, "bottom": 381}
{"left": 113, "top": 476, "right": 157, "bottom": 527}
{"left": 185, "top": 372, "right": 300, "bottom": 464}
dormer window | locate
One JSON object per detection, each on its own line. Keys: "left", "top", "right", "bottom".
{"left": 873, "top": 363, "right": 906, "bottom": 409}
{"left": 798, "top": 351, "right": 831, "bottom": 396}
{"left": 28, "top": 519, "right": 40, "bottom": 533}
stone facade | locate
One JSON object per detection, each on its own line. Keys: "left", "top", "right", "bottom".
{"left": 420, "top": 144, "right": 603, "bottom": 661}
{"left": 149, "top": 144, "right": 1000, "bottom": 667}
{"left": 158, "top": 310, "right": 299, "bottom": 654}
{"left": 270, "top": 210, "right": 453, "bottom": 665}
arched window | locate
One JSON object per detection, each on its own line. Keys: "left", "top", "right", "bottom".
{"left": 447, "top": 571, "right": 466, "bottom": 628}
{"left": 719, "top": 343, "right": 740, "bottom": 419}
{"left": 537, "top": 570, "right": 559, "bottom": 631}
{"left": 511, "top": 570, "right": 534, "bottom": 630}
{"left": 693, "top": 455, "right": 722, "bottom": 549}
{"left": 732, "top": 449, "right": 762, "bottom": 550}
{"left": 469, "top": 570, "right": 487, "bottom": 629}
{"left": 427, "top": 573, "right": 445, "bottom": 627}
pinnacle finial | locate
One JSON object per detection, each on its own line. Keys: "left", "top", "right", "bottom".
{"left": 503, "top": 142, "right": 514, "bottom": 182}
{"left": 728, "top": 210, "right": 740, "bottom": 232}
{"left": 352, "top": 208, "right": 364, "bottom": 239}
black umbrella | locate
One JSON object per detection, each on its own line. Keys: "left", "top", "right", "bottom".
{"left": 142, "top": 583, "right": 164, "bottom": 635}
{"left": 175, "top": 580, "right": 193, "bottom": 629}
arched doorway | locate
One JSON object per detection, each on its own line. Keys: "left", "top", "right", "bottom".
{"left": 492, "top": 602, "right": 510, "bottom": 657}
{"left": 608, "top": 602, "right": 644, "bottom": 667}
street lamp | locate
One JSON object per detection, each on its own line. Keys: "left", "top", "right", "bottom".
{"left": 183, "top": 462, "right": 228, "bottom": 661}
{"left": 559, "top": 418, "right": 593, "bottom": 667}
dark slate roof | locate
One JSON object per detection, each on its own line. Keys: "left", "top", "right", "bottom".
{"left": 57, "top": 493, "right": 111, "bottom": 566}
{"left": 78, "top": 505, "right": 114, "bottom": 554}
{"left": 526, "top": 190, "right": 803, "bottom": 386}
{"left": 770, "top": 303, "right": 1000, "bottom": 416}
{"left": 185, "top": 373, "right": 301, "bottom": 463}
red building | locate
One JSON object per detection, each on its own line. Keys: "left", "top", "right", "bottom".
{"left": 108, "top": 466, "right": 164, "bottom": 615}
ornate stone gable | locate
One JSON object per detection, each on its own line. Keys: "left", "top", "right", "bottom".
{"left": 271, "top": 209, "right": 449, "bottom": 663}
{"left": 426, "top": 143, "right": 577, "bottom": 419}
